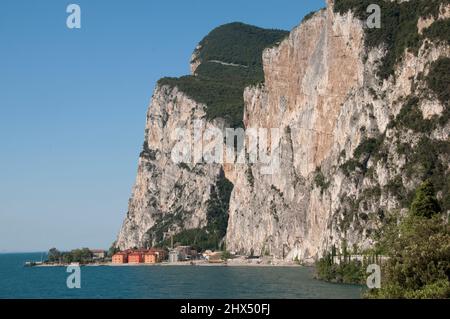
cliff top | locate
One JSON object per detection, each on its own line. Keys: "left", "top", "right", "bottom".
{"left": 158, "top": 22, "right": 288, "bottom": 128}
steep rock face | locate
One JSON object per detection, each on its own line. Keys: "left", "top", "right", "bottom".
{"left": 116, "top": 23, "right": 287, "bottom": 250}
{"left": 116, "top": 86, "right": 226, "bottom": 250}
{"left": 117, "top": 1, "right": 449, "bottom": 261}
{"left": 226, "top": 4, "right": 366, "bottom": 261}
{"left": 226, "top": 1, "right": 449, "bottom": 262}
{"left": 190, "top": 45, "right": 202, "bottom": 75}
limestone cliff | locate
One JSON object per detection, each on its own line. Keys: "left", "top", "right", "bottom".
{"left": 227, "top": 0, "right": 449, "bottom": 261}
{"left": 117, "top": 0, "right": 449, "bottom": 261}
{"left": 116, "top": 86, "right": 229, "bottom": 250}
{"left": 116, "top": 22, "right": 287, "bottom": 250}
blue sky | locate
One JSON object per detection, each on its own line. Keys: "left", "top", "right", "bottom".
{"left": 0, "top": 0, "right": 325, "bottom": 252}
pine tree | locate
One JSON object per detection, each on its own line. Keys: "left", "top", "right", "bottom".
{"left": 409, "top": 180, "right": 441, "bottom": 218}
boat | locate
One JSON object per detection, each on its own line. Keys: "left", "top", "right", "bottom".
{"left": 24, "top": 252, "right": 46, "bottom": 267}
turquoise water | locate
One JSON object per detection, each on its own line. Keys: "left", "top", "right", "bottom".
{"left": 0, "top": 253, "right": 364, "bottom": 298}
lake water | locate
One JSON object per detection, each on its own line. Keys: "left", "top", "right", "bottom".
{"left": 0, "top": 253, "right": 364, "bottom": 298}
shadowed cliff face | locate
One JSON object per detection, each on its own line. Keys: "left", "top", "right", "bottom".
{"left": 116, "top": 86, "right": 227, "bottom": 250}
{"left": 117, "top": 0, "right": 450, "bottom": 261}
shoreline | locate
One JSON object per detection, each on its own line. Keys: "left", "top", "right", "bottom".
{"left": 33, "top": 259, "right": 309, "bottom": 268}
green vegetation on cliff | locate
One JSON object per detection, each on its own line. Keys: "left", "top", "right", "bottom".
{"left": 340, "top": 135, "right": 384, "bottom": 177}
{"left": 423, "top": 19, "right": 450, "bottom": 45}
{"left": 409, "top": 180, "right": 441, "bottom": 218}
{"left": 152, "top": 173, "right": 234, "bottom": 252}
{"left": 340, "top": 75, "right": 449, "bottom": 215}
{"left": 314, "top": 168, "right": 330, "bottom": 195}
{"left": 158, "top": 23, "right": 288, "bottom": 128}
{"left": 426, "top": 57, "right": 450, "bottom": 105}
{"left": 194, "top": 22, "right": 288, "bottom": 68}
{"left": 334, "top": 0, "right": 450, "bottom": 79}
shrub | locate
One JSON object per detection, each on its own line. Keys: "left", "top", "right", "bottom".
{"left": 353, "top": 137, "right": 382, "bottom": 159}
{"left": 246, "top": 166, "right": 255, "bottom": 187}
{"left": 422, "top": 19, "right": 450, "bottom": 45}
{"left": 314, "top": 168, "right": 330, "bottom": 194}
{"left": 205, "top": 175, "right": 234, "bottom": 243}
{"left": 302, "top": 10, "right": 319, "bottom": 23}
{"left": 390, "top": 96, "right": 435, "bottom": 133}
{"left": 409, "top": 180, "right": 441, "bottom": 218}
{"left": 221, "top": 251, "right": 232, "bottom": 260}
{"left": 368, "top": 215, "right": 450, "bottom": 298}
{"left": 340, "top": 135, "right": 384, "bottom": 176}
{"left": 403, "top": 279, "right": 450, "bottom": 299}
{"left": 368, "top": 181, "right": 449, "bottom": 299}
{"left": 399, "top": 137, "right": 450, "bottom": 212}
{"left": 315, "top": 252, "right": 366, "bottom": 284}
{"left": 334, "top": 0, "right": 447, "bottom": 79}
{"left": 426, "top": 57, "right": 450, "bottom": 106}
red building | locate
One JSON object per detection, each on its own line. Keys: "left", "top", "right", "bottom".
{"left": 112, "top": 248, "right": 166, "bottom": 264}
{"left": 128, "top": 252, "right": 144, "bottom": 264}
{"left": 112, "top": 253, "right": 128, "bottom": 264}
{"left": 144, "top": 252, "right": 157, "bottom": 264}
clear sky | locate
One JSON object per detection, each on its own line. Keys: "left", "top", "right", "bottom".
{"left": 0, "top": 0, "right": 325, "bottom": 252}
